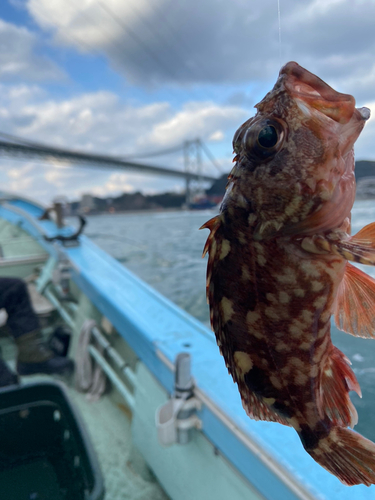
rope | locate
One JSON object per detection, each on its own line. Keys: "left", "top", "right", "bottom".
{"left": 75, "top": 319, "right": 106, "bottom": 401}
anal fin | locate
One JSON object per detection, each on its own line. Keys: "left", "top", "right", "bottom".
{"left": 318, "top": 343, "right": 361, "bottom": 428}
{"left": 238, "top": 381, "right": 290, "bottom": 426}
{"left": 334, "top": 262, "right": 375, "bottom": 338}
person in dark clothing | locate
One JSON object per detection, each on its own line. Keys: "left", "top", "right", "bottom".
{"left": 0, "top": 278, "right": 74, "bottom": 386}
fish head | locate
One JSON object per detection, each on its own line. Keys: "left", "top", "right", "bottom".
{"left": 228, "top": 61, "right": 370, "bottom": 238}
{"left": 279, "top": 61, "right": 369, "bottom": 162}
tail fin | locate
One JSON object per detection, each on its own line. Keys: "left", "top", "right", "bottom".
{"left": 308, "top": 427, "right": 375, "bottom": 486}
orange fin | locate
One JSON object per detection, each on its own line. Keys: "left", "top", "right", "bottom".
{"left": 200, "top": 216, "right": 218, "bottom": 231}
{"left": 308, "top": 427, "right": 375, "bottom": 486}
{"left": 200, "top": 216, "right": 220, "bottom": 257}
{"left": 334, "top": 262, "right": 375, "bottom": 338}
{"left": 201, "top": 215, "right": 221, "bottom": 304}
{"left": 318, "top": 343, "right": 361, "bottom": 428}
{"left": 334, "top": 222, "right": 375, "bottom": 265}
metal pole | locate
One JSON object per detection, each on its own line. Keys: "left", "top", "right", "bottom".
{"left": 53, "top": 202, "right": 64, "bottom": 228}
{"left": 91, "top": 326, "right": 136, "bottom": 387}
{"left": 88, "top": 345, "right": 135, "bottom": 409}
{"left": 44, "top": 288, "right": 75, "bottom": 330}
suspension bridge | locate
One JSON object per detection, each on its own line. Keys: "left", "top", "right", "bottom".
{"left": 0, "top": 133, "right": 222, "bottom": 205}
{"left": 0, "top": 133, "right": 220, "bottom": 181}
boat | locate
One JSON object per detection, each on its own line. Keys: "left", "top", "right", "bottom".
{"left": 0, "top": 191, "right": 372, "bottom": 499}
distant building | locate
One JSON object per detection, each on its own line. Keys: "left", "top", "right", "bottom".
{"left": 80, "top": 194, "right": 96, "bottom": 213}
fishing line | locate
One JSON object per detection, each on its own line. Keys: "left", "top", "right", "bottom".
{"left": 277, "top": 0, "right": 282, "bottom": 68}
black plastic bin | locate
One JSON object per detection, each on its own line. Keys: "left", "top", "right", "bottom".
{"left": 0, "top": 381, "right": 105, "bottom": 500}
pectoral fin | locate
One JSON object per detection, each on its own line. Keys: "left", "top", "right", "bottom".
{"left": 334, "top": 262, "right": 375, "bottom": 338}
{"left": 333, "top": 222, "right": 375, "bottom": 265}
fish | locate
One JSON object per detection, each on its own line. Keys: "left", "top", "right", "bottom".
{"left": 201, "top": 61, "right": 375, "bottom": 486}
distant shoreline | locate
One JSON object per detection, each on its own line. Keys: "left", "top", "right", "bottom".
{"left": 70, "top": 206, "right": 218, "bottom": 217}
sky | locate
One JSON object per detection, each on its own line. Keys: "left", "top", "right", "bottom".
{"left": 1, "top": 0, "right": 375, "bottom": 204}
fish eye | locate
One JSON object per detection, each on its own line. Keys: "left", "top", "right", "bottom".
{"left": 242, "top": 118, "right": 286, "bottom": 161}
{"left": 257, "top": 125, "right": 278, "bottom": 149}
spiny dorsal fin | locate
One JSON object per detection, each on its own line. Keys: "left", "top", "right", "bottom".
{"left": 200, "top": 215, "right": 221, "bottom": 257}
{"left": 200, "top": 216, "right": 219, "bottom": 231}
{"left": 334, "top": 262, "right": 375, "bottom": 338}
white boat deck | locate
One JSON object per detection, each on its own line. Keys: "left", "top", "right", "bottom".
{"left": 66, "top": 385, "right": 169, "bottom": 500}
{"left": 0, "top": 337, "right": 169, "bottom": 500}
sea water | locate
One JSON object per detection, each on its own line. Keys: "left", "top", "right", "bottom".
{"left": 81, "top": 200, "right": 375, "bottom": 442}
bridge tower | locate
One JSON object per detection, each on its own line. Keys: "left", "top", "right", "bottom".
{"left": 184, "top": 139, "right": 203, "bottom": 207}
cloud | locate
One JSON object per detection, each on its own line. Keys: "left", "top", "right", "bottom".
{"left": 0, "top": 82, "right": 244, "bottom": 202}
{"left": 279, "top": 0, "right": 375, "bottom": 103}
{"left": 90, "top": 172, "right": 134, "bottom": 197}
{"left": 0, "top": 19, "right": 64, "bottom": 82}
{"left": 26, "top": 0, "right": 279, "bottom": 86}
{"left": 3, "top": 0, "right": 375, "bottom": 203}
{"left": 0, "top": 83, "right": 244, "bottom": 154}
{"left": 0, "top": 158, "right": 200, "bottom": 204}
{"left": 25, "top": 0, "right": 375, "bottom": 96}
{"left": 208, "top": 130, "right": 224, "bottom": 142}
{"left": 144, "top": 102, "right": 246, "bottom": 146}
{"left": 7, "top": 162, "right": 34, "bottom": 180}
{"left": 23, "top": 0, "right": 375, "bottom": 109}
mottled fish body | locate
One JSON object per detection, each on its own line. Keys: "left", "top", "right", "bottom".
{"left": 202, "top": 62, "right": 375, "bottom": 486}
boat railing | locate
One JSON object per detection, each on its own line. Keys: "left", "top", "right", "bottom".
{"left": 0, "top": 254, "right": 49, "bottom": 267}
{"left": 43, "top": 282, "right": 137, "bottom": 409}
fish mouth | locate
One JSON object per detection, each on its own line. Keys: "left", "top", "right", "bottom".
{"left": 280, "top": 61, "right": 370, "bottom": 124}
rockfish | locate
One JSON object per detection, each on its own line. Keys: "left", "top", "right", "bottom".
{"left": 202, "top": 61, "right": 375, "bottom": 486}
